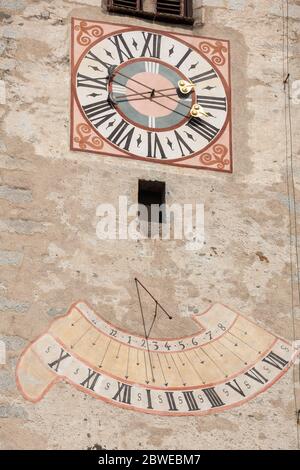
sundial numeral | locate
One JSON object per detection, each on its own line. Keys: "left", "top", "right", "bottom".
{"left": 165, "top": 391, "right": 178, "bottom": 411}
{"left": 203, "top": 387, "right": 225, "bottom": 408}
{"left": 225, "top": 379, "right": 246, "bottom": 398}
{"left": 182, "top": 391, "right": 200, "bottom": 411}
{"left": 110, "top": 329, "right": 117, "bottom": 337}
{"left": 244, "top": 367, "right": 268, "bottom": 385}
{"left": 112, "top": 382, "right": 132, "bottom": 405}
{"left": 262, "top": 351, "right": 289, "bottom": 371}
{"left": 48, "top": 348, "right": 70, "bottom": 372}
{"left": 80, "top": 369, "right": 101, "bottom": 391}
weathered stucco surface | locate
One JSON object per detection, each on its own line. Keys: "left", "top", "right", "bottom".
{"left": 0, "top": 0, "right": 300, "bottom": 450}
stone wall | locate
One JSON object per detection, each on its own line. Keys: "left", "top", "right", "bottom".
{"left": 0, "top": 0, "right": 300, "bottom": 450}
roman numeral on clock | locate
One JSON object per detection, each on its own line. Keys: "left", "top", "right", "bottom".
{"left": 112, "top": 382, "right": 132, "bottom": 404}
{"left": 197, "top": 95, "right": 227, "bottom": 111}
{"left": 141, "top": 32, "right": 162, "bottom": 59}
{"left": 189, "top": 68, "right": 217, "bottom": 84}
{"left": 108, "top": 120, "right": 135, "bottom": 151}
{"left": 85, "top": 50, "right": 114, "bottom": 72}
{"left": 187, "top": 117, "right": 219, "bottom": 142}
{"left": 108, "top": 34, "right": 134, "bottom": 63}
{"left": 83, "top": 100, "right": 116, "bottom": 128}
{"left": 176, "top": 48, "right": 193, "bottom": 69}
{"left": 147, "top": 132, "right": 166, "bottom": 159}
{"left": 77, "top": 73, "right": 108, "bottom": 90}
{"left": 174, "top": 130, "right": 193, "bottom": 156}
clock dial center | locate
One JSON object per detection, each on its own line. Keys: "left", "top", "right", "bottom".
{"left": 110, "top": 59, "right": 195, "bottom": 131}
{"left": 122, "top": 72, "right": 178, "bottom": 118}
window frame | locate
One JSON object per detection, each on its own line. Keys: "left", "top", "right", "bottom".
{"left": 107, "top": 0, "right": 194, "bottom": 25}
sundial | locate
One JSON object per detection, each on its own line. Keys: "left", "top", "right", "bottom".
{"left": 17, "top": 280, "right": 297, "bottom": 416}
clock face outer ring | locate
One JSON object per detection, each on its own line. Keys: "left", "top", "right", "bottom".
{"left": 73, "top": 26, "right": 231, "bottom": 165}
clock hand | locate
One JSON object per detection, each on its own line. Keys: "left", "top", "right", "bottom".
{"left": 124, "top": 86, "right": 176, "bottom": 100}
{"left": 111, "top": 77, "right": 189, "bottom": 119}
{"left": 115, "top": 92, "right": 180, "bottom": 104}
{"left": 114, "top": 69, "right": 194, "bottom": 111}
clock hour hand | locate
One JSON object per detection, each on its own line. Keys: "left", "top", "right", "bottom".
{"left": 190, "top": 103, "right": 209, "bottom": 118}
{"left": 107, "top": 80, "right": 189, "bottom": 117}
{"left": 178, "top": 79, "right": 195, "bottom": 95}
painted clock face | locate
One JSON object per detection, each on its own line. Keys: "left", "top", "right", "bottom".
{"left": 71, "top": 20, "right": 232, "bottom": 171}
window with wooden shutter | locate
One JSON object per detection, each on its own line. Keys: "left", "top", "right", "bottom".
{"left": 107, "top": 0, "right": 142, "bottom": 13}
{"left": 107, "top": 0, "right": 194, "bottom": 25}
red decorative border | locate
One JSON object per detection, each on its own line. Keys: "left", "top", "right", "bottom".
{"left": 70, "top": 18, "right": 233, "bottom": 173}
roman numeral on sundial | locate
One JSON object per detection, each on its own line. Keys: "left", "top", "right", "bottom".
{"left": 112, "top": 382, "right": 132, "bottom": 404}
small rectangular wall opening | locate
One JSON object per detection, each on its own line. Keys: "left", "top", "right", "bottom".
{"left": 138, "top": 180, "right": 166, "bottom": 237}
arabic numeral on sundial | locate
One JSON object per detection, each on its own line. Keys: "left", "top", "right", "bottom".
{"left": 218, "top": 323, "right": 226, "bottom": 331}
{"left": 127, "top": 336, "right": 131, "bottom": 344}
{"left": 192, "top": 337, "right": 198, "bottom": 346}
{"left": 164, "top": 341, "right": 171, "bottom": 351}
{"left": 110, "top": 329, "right": 117, "bottom": 337}
{"left": 206, "top": 330, "right": 212, "bottom": 340}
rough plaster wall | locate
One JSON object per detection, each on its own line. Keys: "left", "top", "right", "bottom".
{"left": 0, "top": 0, "right": 300, "bottom": 450}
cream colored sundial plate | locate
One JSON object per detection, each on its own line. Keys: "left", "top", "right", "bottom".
{"left": 16, "top": 301, "right": 297, "bottom": 416}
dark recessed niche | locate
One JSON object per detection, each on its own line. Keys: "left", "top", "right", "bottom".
{"left": 138, "top": 180, "right": 166, "bottom": 225}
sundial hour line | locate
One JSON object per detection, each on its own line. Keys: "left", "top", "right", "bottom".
{"left": 199, "top": 345, "right": 229, "bottom": 378}
{"left": 156, "top": 353, "right": 168, "bottom": 386}
{"left": 184, "top": 351, "right": 206, "bottom": 385}
{"left": 70, "top": 325, "right": 93, "bottom": 350}
{"left": 99, "top": 338, "right": 112, "bottom": 368}
{"left": 226, "top": 330, "right": 262, "bottom": 353}
{"left": 218, "top": 339, "right": 249, "bottom": 365}
{"left": 170, "top": 355, "right": 186, "bottom": 386}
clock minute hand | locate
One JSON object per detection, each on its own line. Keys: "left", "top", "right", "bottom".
{"left": 110, "top": 77, "right": 189, "bottom": 119}
{"left": 114, "top": 92, "right": 180, "bottom": 104}
{"left": 115, "top": 70, "right": 194, "bottom": 112}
